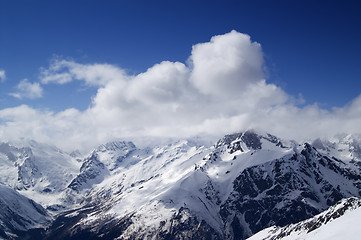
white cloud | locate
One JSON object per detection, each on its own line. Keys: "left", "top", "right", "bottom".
{"left": 1, "top": 31, "right": 361, "bottom": 152}
{"left": 9, "top": 79, "right": 43, "bottom": 99}
{"left": 125, "top": 61, "right": 191, "bottom": 104}
{"left": 189, "top": 30, "right": 264, "bottom": 97}
{"left": 40, "top": 59, "right": 129, "bottom": 87}
{"left": 0, "top": 70, "right": 6, "bottom": 82}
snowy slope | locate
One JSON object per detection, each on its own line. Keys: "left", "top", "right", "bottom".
{"left": 43, "top": 139, "right": 217, "bottom": 239}
{"left": 0, "top": 184, "right": 51, "bottom": 239}
{"left": 247, "top": 197, "right": 361, "bottom": 240}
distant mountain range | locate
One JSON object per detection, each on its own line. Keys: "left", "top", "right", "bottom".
{"left": 0, "top": 130, "right": 361, "bottom": 239}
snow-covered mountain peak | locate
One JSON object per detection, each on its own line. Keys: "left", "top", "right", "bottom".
{"left": 313, "top": 134, "right": 361, "bottom": 163}
{"left": 216, "top": 130, "right": 288, "bottom": 153}
{"left": 154, "top": 139, "right": 203, "bottom": 155}
{"left": 90, "top": 141, "right": 140, "bottom": 173}
{"left": 67, "top": 151, "right": 109, "bottom": 193}
{"left": 96, "top": 140, "right": 136, "bottom": 153}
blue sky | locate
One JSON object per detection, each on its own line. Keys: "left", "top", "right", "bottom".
{"left": 0, "top": 0, "right": 361, "bottom": 150}
{"left": 1, "top": 0, "right": 360, "bottom": 109}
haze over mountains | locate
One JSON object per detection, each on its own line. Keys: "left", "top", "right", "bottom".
{"left": 0, "top": 130, "right": 361, "bottom": 239}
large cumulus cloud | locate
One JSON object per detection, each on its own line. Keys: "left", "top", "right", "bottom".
{"left": 190, "top": 30, "right": 264, "bottom": 97}
{"left": 1, "top": 31, "right": 361, "bottom": 151}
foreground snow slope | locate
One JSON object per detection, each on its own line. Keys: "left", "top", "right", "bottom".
{"left": 247, "top": 197, "right": 361, "bottom": 240}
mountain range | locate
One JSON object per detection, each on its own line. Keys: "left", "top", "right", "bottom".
{"left": 0, "top": 130, "right": 361, "bottom": 239}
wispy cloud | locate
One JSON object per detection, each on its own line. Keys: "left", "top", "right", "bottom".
{"left": 0, "top": 70, "right": 6, "bottom": 82}
{"left": 1, "top": 31, "right": 361, "bottom": 151}
{"left": 9, "top": 79, "right": 43, "bottom": 99}
{"left": 40, "top": 59, "right": 129, "bottom": 86}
